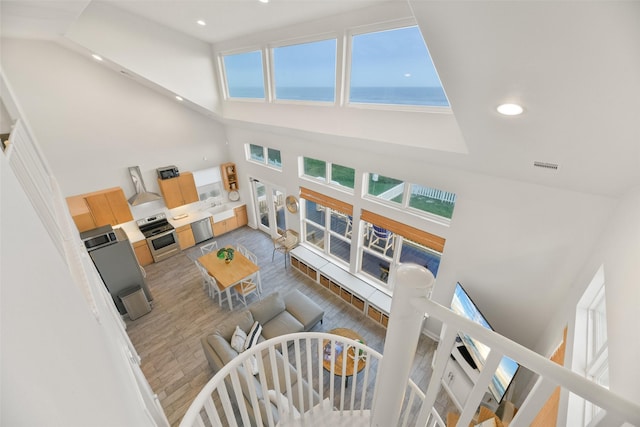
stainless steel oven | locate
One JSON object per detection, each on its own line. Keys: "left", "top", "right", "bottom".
{"left": 137, "top": 213, "right": 180, "bottom": 262}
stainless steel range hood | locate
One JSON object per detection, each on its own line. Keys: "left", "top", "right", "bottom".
{"left": 128, "top": 166, "right": 163, "bottom": 206}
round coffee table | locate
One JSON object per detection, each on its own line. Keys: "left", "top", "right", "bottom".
{"left": 323, "top": 328, "right": 367, "bottom": 384}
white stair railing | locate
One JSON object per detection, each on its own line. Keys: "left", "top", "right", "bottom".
{"left": 180, "top": 332, "right": 445, "bottom": 427}
{"left": 182, "top": 265, "right": 640, "bottom": 427}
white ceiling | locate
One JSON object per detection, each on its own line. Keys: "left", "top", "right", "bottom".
{"left": 1, "top": 0, "right": 639, "bottom": 198}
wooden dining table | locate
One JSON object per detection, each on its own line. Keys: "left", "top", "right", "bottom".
{"left": 197, "top": 247, "right": 260, "bottom": 310}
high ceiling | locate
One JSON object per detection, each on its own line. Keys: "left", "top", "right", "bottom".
{"left": 1, "top": 0, "right": 639, "bottom": 198}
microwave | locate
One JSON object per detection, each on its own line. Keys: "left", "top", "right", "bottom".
{"left": 157, "top": 165, "right": 180, "bottom": 180}
{"left": 80, "top": 225, "right": 117, "bottom": 251}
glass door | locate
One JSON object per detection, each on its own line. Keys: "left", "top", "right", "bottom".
{"left": 251, "top": 178, "right": 286, "bottom": 236}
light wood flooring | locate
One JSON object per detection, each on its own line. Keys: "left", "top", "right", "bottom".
{"left": 125, "top": 226, "right": 451, "bottom": 426}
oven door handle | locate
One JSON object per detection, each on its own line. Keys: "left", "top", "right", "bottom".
{"left": 148, "top": 229, "right": 176, "bottom": 240}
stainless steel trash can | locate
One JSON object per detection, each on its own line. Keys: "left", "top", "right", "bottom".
{"left": 119, "top": 285, "right": 151, "bottom": 320}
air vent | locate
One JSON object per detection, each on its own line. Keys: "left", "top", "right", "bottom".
{"left": 533, "top": 161, "right": 559, "bottom": 170}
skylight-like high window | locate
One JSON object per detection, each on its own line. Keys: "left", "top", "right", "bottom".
{"left": 222, "top": 50, "right": 265, "bottom": 99}
{"left": 273, "top": 39, "right": 336, "bottom": 102}
{"left": 350, "top": 26, "right": 448, "bottom": 107}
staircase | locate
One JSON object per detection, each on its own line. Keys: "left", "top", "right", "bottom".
{"left": 180, "top": 265, "right": 640, "bottom": 427}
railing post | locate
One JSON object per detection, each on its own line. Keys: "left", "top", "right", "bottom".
{"left": 371, "top": 263, "right": 434, "bottom": 427}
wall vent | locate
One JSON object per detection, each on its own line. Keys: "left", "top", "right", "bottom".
{"left": 533, "top": 161, "right": 559, "bottom": 170}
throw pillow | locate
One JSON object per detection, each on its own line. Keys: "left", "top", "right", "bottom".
{"left": 230, "top": 326, "right": 247, "bottom": 353}
{"left": 244, "top": 321, "right": 262, "bottom": 351}
{"left": 267, "top": 390, "right": 301, "bottom": 418}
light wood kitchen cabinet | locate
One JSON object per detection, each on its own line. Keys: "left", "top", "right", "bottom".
{"left": 133, "top": 240, "right": 153, "bottom": 267}
{"left": 176, "top": 224, "right": 196, "bottom": 249}
{"left": 235, "top": 205, "right": 248, "bottom": 226}
{"left": 212, "top": 216, "right": 238, "bottom": 236}
{"left": 67, "top": 187, "right": 133, "bottom": 232}
{"left": 158, "top": 172, "right": 198, "bottom": 209}
{"left": 210, "top": 205, "right": 248, "bottom": 236}
{"left": 221, "top": 162, "right": 238, "bottom": 191}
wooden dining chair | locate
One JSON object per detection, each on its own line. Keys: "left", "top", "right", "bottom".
{"left": 272, "top": 229, "right": 299, "bottom": 267}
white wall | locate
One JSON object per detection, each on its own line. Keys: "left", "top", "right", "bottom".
{"left": 0, "top": 155, "right": 154, "bottom": 426}
{"left": 66, "top": 1, "right": 221, "bottom": 115}
{"left": 0, "top": 38, "right": 229, "bottom": 201}
{"left": 224, "top": 123, "right": 614, "bottom": 350}
{"left": 540, "top": 187, "right": 640, "bottom": 422}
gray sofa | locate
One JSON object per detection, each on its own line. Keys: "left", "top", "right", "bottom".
{"left": 201, "top": 290, "right": 324, "bottom": 425}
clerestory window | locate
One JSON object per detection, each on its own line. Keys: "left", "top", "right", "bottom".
{"left": 366, "top": 173, "right": 456, "bottom": 220}
{"left": 349, "top": 26, "right": 449, "bottom": 107}
{"left": 273, "top": 39, "right": 337, "bottom": 102}
{"left": 222, "top": 50, "right": 265, "bottom": 99}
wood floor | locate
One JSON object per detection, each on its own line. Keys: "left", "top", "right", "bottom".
{"left": 125, "top": 226, "right": 451, "bottom": 426}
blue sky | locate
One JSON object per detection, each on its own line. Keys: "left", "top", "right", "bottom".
{"left": 224, "top": 26, "right": 444, "bottom": 89}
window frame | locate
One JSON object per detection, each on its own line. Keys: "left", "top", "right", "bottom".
{"left": 364, "top": 173, "right": 455, "bottom": 224}
{"left": 246, "top": 143, "right": 282, "bottom": 170}
{"left": 345, "top": 20, "right": 451, "bottom": 112}
{"left": 300, "top": 156, "right": 355, "bottom": 193}
{"left": 268, "top": 34, "right": 341, "bottom": 106}
{"left": 300, "top": 197, "right": 352, "bottom": 268}
{"left": 219, "top": 48, "right": 268, "bottom": 101}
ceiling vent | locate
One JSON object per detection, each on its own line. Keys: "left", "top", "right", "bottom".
{"left": 533, "top": 161, "right": 559, "bottom": 171}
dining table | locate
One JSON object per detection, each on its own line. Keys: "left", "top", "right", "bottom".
{"left": 197, "top": 247, "right": 260, "bottom": 310}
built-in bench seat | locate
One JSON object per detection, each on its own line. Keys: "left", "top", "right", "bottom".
{"left": 290, "top": 246, "right": 392, "bottom": 328}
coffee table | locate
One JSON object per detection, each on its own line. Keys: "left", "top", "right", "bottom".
{"left": 323, "top": 328, "right": 367, "bottom": 385}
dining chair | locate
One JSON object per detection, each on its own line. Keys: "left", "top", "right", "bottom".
{"left": 236, "top": 243, "right": 249, "bottom": 257}
{"left": 243, "top": 249, "right": 263, "bottom": 295}
{"left": 344, "top": 215, "right": 353, "bottom": 238}
{"left": 200, "top": 240, "right": 219, "bottom": 256}
{"left": 233, "top": 276, "right": 261, "bottom": 307}
{"left": 368, "top": 225, "right": 394, "bottom": 255}
{"left": 196, "top": 261, "right": 227, "bottom": 306}
{"left": 272, "top": 229, "right": 299, "bottom": 268}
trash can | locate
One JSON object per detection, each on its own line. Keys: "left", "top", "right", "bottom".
{"left": 118, "top": 285, "right": 151, "bottom": 320}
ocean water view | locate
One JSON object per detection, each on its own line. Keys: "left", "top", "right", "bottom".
{"left": 228, "top": 86, "right": 449, "bottom": 107}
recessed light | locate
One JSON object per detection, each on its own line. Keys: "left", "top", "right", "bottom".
{"left": 196, "top": 20, "right": 206, "bottom": 26}
{"left": 258, "top": 0, "right": 269, "bottom": 3}
{"left": 175, "top": 96, "right": 184, "bottom": 101}
{"left": 92, "top": 54, "right": 103, "bottom": 61}
{"left": 497, "top": 103, "right": 524, "bottom": 116}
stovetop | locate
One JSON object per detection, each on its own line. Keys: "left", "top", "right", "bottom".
{"left": 136, "top": 213, "right": 175, "bottom": 238}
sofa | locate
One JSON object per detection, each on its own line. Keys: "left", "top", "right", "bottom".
{"left": 201, "top": 290, "right": 325, "bottom": 425}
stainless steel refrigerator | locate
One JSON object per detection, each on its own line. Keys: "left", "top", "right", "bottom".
{"left": 88, "top": 234, "right": 153, "bottom": 315}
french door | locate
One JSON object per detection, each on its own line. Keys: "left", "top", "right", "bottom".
{"left": 250, "top": 178, "right": 286, "bottom": 236}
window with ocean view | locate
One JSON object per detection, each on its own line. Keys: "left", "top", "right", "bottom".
{"left": 273, "top": 39, "right": 336, "bottom": 102}
{"left": 350, "top": 26, "right": 448, "bottom": 107}
{"left": 223, "top": 50, "right": 265, "bottom": 99}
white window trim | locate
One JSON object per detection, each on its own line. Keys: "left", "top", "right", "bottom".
{"left": 363, "top": 173, "right": 453, "bottom": 226}
{"left": 246, "top": 143, "right": 282, "bottom": 171}
{"left": 300, "top": 157, "right": 355, "bottom": 194}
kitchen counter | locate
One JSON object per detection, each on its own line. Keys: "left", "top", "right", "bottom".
{"left": 116, "top": 201, "right": 246, "bottom": 242}
{"left": 116, "top": 220, "right": 145, "bottom": 243}
{"left": 168, "top": 201, "right": 246, "bottom": 229}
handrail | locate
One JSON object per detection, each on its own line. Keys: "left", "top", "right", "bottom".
{"left": 180, "top": 332, "right": 445, "bottom": 427}
{"left": 412, "top": 296, "right": 640, "bottom": 426}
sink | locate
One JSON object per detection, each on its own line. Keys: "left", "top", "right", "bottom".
{"left": 207, "top": 207, "right": 235, "bottom": 222}
{"left": 206, "top": 205, "right": 228, "bottom": 214}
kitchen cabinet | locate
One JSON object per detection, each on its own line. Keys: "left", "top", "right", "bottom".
{"left": 176, "top": 224, "right": 196, "bottom": 250}
{"left": 235, "top": 205, "right": 248, "bottom": 227}
{"left": 67, "top": 187, "right": 133, "bottom": 232}
{"left": 210, "top": 205, "right": 248, "bottom": 236}
{"left": 158, "top": 172, "right": 198, "bottom": 209}
{"left": 212, "top": 216, "right": 238, "bottom": 236}
{"left": 133, "top": 240, "right": 154, "bottom": 266}
{"left": 221, "top": 162, "right": 238, "bottom": 192}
